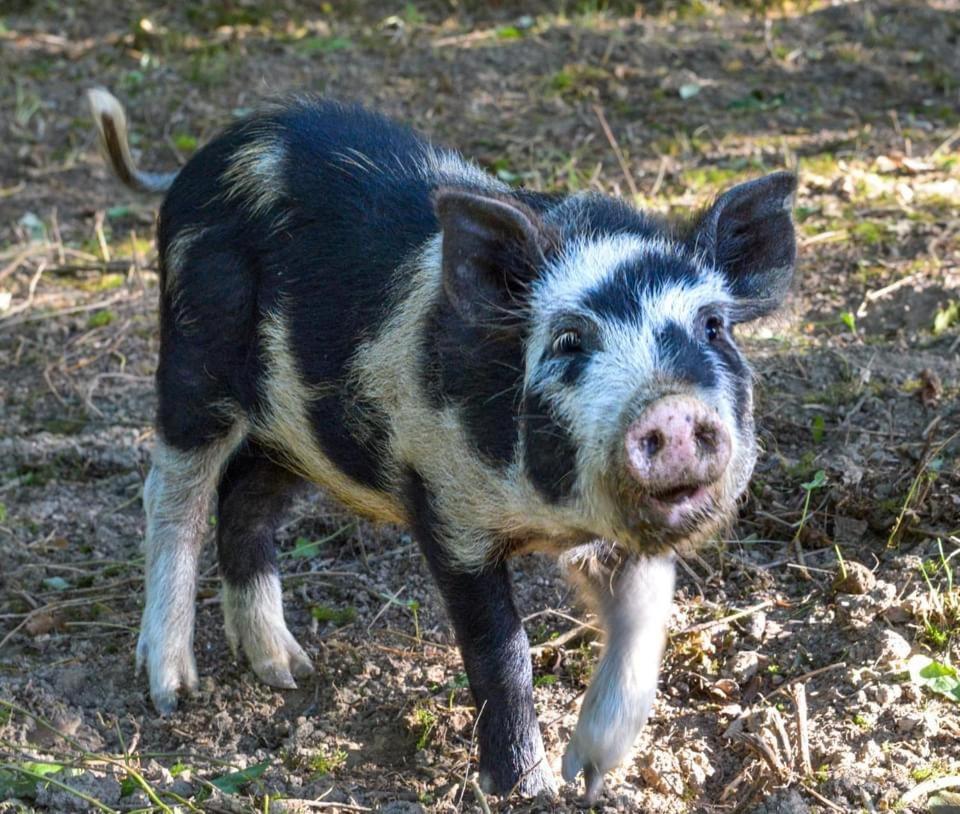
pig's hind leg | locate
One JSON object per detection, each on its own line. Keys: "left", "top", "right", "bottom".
{"left": 560, "top": 545, "right": 675, "bottom": 802}
{"left": 216, "top": 445, "right": 314, "bottom": 689}
{"left": 139, "top": 424, "right": 246, "bottom": 714}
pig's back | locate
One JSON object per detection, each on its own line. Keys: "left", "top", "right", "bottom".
{"left": 154, "top": 98, "right": 503, "bottom": 499}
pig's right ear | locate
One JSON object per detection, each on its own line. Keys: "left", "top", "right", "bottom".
{"left": 434, "top": 188, "right": 550, "bottom": 327}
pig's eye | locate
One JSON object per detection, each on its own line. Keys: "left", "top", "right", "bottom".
{"left": 552, "top": 329, "right": 582, "bottom": 354}
{"left": 704, "top": 316, "right": 724, "bottom": 343}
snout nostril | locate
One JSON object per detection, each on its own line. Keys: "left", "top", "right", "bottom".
{"left": 694, "top": 424, "right": 718, "bottom": 456}
{"left": 643, "top": 431, "right": 664, "bottom": 459}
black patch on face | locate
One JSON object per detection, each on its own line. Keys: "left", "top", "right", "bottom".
{"left": 558, "top": 352, "right": 591, "bottom": 386}
{"left": 216, "top": 443, "right": 305, "bottom": 588}
{"left": 583, "top": 255, "right": 701, "bottom": 324}
{"left": 708, "top": 337, "right": 752, "bottom": 428}
{"left": 420, "top": 299, "right": 525, "bottom": 468}
{"left": 658, "top": 321, "right": 719, "bottom": 390}
{"left": 522, "top": 388, "right": 578, "bottom": 503}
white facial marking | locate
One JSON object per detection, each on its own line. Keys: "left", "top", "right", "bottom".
{"left": 521, "top": 234, "right": 750, "bottom": 537}
{"left": 222, "top": 571, "right": 314, "bottom": 689}
{"left": 138, "top": 424, "right": 246, "bottom": 713}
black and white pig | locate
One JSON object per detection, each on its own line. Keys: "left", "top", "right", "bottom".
{"left": 88, "top": 87, "right": 796, "bottom": 801}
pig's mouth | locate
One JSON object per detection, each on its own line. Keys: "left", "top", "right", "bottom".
{"left": 651, "top": 483, "right": 704, "bottom": 504}
{"left": 644, "top": 482, "right": 713, "bottom": 527}
{"left": 615, "top": 479, "right": 722, "bottom": 536}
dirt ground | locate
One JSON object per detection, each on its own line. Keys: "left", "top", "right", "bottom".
{"left": 1, "top": 1, "right": 959, "bottom": 811}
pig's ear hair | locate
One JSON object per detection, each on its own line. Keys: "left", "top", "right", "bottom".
{"left": 434, "top": 188, "right": 552, "bottom": 327}
{"left": 690, "top": 171, "right": 797, "bottom": 321}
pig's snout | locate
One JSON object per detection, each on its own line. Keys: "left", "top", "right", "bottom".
{"left": 625, "top": 396, "right": 731, "bottom": 493}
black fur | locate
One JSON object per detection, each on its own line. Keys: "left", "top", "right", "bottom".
{"left": 582, "top": 254, "right": 701, "bottom": 324}
{"left": 216, "top": 443, "right": 305, "bottom": 588}
{"left": 522, "top": 389, "right": 579, "bottom": 503}
{"left": 402, "top": 469, "right": 546, "bottom": 795}
{"left": 708, "top": 336, "right": 752, "bottom": 428}
{"left": 549, "top": 193, "right": 665, "bottom": 241}
{"left": 420, "top": 299, "right": 526, "bottom": 468}
{"left": 657, "top": 320, "right": 719, "bottom": 390}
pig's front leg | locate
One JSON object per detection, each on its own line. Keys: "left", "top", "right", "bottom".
{"left": 561, "top": 546, "right": 675, "bottom": 802}
{"left": 407, "top": 478, "right": 555, "bottom": 796}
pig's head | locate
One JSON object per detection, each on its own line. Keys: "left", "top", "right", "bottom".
{"left": 433, "top": 172, "right": 796, "bottom": 554}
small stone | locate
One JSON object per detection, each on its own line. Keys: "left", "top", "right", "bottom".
{"left": 870, "top": 683, "right": 902, "bottom": 706}
{"left": 725, "top": 650, "right": 761, "bottom": 684}
{"left": 678, "top": 750, "right": 714, "bottom": 790}
{"left": 875, "top": 629, "right": 912, "bottom": 665}
{"left": 921, "top": 712, "right": 940, "bottom": 737}
{"left": 901, "top": 683, "right": 923, "bottom": 704}
{"left": 379, "top": 804, "right": 427, "bottom": 814}
{"left": 832, "top": 560, "right": 876, "bottom": 595}
{"left": 898, "top": 712, "right": 923, "bottom": 734}
{"left": 750, "top": 788, "right": 810, "bottom": 814}
{"left": 834, "top": 515, "right": 868, "bottom": 547}
{"left": 858, "top": 738, "right": 883, "bottom": 763}
{"left": 743, "top": 610, "right": 766, "bottom": 642}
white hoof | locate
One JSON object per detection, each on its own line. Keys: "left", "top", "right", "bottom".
{"left": 136, "top": 622, "right": 198, "bottom": 715}
{"left": 561, "top": 665, "right": 657, "bottom": 802}
{"left": 223, "top": 573, "right": 314, "bottom": 689}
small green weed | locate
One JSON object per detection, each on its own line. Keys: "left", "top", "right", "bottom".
{"left": 412, "top": 705, "right": 437, "bottom": 750}
{"left": 86, "top": 310, "right": 115, "bottom": 329}
{"left": 311, "top": 605, "right": 357, "bottom": 626}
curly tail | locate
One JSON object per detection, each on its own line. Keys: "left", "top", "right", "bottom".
{"left": 87, "top": 87, "right": 179, "bottom": 194}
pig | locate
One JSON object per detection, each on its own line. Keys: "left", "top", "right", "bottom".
{"left": 87, "top": 87, "right": 796, "bottom": 801}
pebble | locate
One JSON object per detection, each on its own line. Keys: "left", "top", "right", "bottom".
{"left": 875, "top": 629, "right": 912, "bottom": 665}
{"left": 725, "top": 650, "right": 760, "bottom": 684}
{"left": 870, "top": 683, "right": 902, "bottom": 706}
{"left": 637, "top": 750, "right": 684, "bottom": 795}
{"left": 896, "top": 711, "right": 938, "bottom": 737}
{"left": 742, "top": 610, "right": 766, "bottom": 642}
{"left": 832, "top": 560, "right": 876, "bottom": 594}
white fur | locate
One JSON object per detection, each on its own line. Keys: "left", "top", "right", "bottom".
{"left": 223, "top": 572, "right": 314, "bottom": 688}
{"left": 221, "top": 132, "right": 287, "bottom": 216}
{"left": 561, "top": 551, "right": 676, "bottom": 801}
{"left": 137, "top": 424, "right": 246, "bottom": 712}
{"left": 420, "top": 146, "right": 508, "bottom": 191}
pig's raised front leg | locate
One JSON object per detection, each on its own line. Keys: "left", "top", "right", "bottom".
{"left": 406, "top": 475, "right": 555, "bottom": 797}
{"left": 561, "top": 546, "right": 675, "bottom": 802}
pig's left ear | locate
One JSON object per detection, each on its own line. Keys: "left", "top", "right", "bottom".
{"left": 691, "top": 171, "right": 797, "bottom": 320}
{"left": 434, "top": 188, "right": 551, "bottom": 327}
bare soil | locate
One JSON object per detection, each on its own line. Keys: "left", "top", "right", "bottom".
{"left": 1, "top": 1, "right": 959, "bottom": 812}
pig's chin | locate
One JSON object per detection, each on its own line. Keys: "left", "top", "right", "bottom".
{"left": 615, "top": 481, "right": 733, "bottom": 549}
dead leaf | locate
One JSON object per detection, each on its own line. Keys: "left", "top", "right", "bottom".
{"left": 25, "top": 612, "right": 59, "bottom": 636}
{"left": 918, "top": 368, "right": 943, "bottom": 407}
